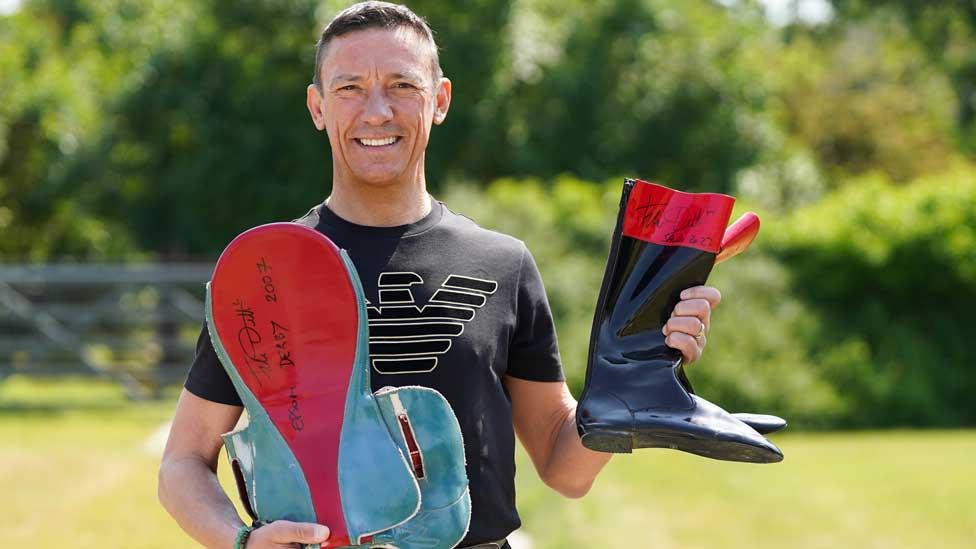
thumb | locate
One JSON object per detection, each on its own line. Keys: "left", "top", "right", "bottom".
{"left": 265, "top": 520, "right": 331, "bottom": 544}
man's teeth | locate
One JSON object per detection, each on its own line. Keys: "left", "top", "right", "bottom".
{"left": 359, "top": 137, "right": 398, "bottom": 147}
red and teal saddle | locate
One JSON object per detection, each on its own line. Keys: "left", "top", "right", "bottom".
{"left": 206, "top": 223, "right": 471, "bottom": 548}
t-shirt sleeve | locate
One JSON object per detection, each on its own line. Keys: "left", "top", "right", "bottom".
{"left": 184, "top": 320, "right": 244, "bottom": 406}
{"left": 505, "top": 245, "right": 565, "bottom": 382}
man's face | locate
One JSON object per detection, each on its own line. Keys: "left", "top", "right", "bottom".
{"left": 307, "top": 27, "right": 451, "bottom": 188}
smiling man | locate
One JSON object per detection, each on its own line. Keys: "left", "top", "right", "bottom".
{"left": 158, "top": 3, "right": 721, "bottom": 548}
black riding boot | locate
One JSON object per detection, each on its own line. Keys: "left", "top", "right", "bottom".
{"left": 576, "top": 179, "right": 784, "bottom": 463}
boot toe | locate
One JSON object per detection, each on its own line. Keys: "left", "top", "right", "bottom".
{"left": 623, "top": 395, "right": 784, "bottom": 463}
{"left": 733, "top": 413, "right": 788, "bottom": 435}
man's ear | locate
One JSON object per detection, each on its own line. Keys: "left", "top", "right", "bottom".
{"left": 432, "top": 77, "right": 452, "bottom": 126}
{"left": 306, "top": 84, "right": 327, "bottom": 131}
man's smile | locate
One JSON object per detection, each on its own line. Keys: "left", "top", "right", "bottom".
{"left": 355, "top": 136, "right": 402, "bottom": 147}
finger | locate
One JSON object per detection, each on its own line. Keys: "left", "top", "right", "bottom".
{"left": 680, "top": 286, "right": 721, "bottom": 308}
{"left": 266, "top": 521, "right": 330, "bottom": 544}
{"left": 665, "top": 332, "right": 703, "bottom": 364}
{"left": 672, "top": 299, "right": 712, "bottom": 329}
{"left": 662, "top": 316, "right": 706, "bottom": 338}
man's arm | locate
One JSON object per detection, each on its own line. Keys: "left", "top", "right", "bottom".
{"left": 505, "top": 376, "right": 610, "bottom": 499}
{"left": 507, "top": 285, "right": 721, "bottom": 499}
{"left": 158, "top": 390, "right": 248, "bottom": 547}
{"left": 158, "top": 389, "right": 330, "bottom": 548}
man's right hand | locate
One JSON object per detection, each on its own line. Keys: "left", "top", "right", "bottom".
{"left": 246, "top": 520, "right": 331, "bottom": 548}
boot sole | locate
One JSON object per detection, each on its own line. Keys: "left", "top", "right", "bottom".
{"left": 581, "top": 429, "right": 783, "bottom": 463}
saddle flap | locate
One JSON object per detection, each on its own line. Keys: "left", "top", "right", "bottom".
{"left": 336, "top": 250, "right": 422, "bottom": 543}
{"left": 213, "top": 397, "right": 318, "bottom": 525}
{"left": 374, "top": 386, "right": 469, "bottom": 510}
{"left": 371, "top": 386, "right": 472, "bottom": 549}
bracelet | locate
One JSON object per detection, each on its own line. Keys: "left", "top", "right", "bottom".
{"left": 233, "top": 524, "right": 254, "bottom": 549}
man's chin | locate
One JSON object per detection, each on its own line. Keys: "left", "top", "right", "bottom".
{"left": 347, "top": 169, "right": 412, "bottom": 187}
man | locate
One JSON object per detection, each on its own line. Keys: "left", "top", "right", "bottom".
{"left": 158, "top": 3, "right": 721, "bottom": 548}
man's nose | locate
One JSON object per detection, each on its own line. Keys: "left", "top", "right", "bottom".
{"left": 362, "top": 88, "right": 394, "bottom": 126}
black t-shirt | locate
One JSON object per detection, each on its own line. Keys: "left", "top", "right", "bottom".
{"left": 184, "top": 199, "right": 564, "bottom": 545}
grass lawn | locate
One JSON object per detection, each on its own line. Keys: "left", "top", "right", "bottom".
{"left": 2, "top": 376, "right": 973, "bottom": 548}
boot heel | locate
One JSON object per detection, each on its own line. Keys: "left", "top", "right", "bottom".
{"left": 580, "top": 429, "right": 634, "bottom": 454}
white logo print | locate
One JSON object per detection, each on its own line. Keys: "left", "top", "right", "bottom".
{"left": 366, "top": 272, "right": 498, "bottom": 374}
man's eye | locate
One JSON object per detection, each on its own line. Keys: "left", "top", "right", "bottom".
{"left": 338, "top": 85, "right": 359, "bottom": 92}
{"left": 394, "top": 82, "right": 417, "bottom": 89}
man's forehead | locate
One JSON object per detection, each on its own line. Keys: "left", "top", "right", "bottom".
{"left": 321, "top": 27, "right": 435, "bottom": 78}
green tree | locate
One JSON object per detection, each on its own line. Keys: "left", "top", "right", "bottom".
{"left": 832, "top": 0, "right": 976, "bottom": 154}
{"left": 779, "top": 18, "right": 955, "bottom": 182}
{"left": 765, "top": 166, "right": 976, "bottom": 426}
{"left": 485, "top": 0, "right": 774, "bottom": 191}
{"left": 0, "top": 0, "right": 156, "bottom": 259}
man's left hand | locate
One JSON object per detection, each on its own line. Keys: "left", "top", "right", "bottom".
{"left": 662, "top": 285, "right": 721, "bottom": 365}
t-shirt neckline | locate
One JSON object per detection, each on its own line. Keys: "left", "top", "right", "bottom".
{"left": 315, "top": 196, "right": 443, "bottom": 239}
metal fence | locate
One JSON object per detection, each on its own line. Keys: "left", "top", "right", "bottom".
{"left": 0, "top": 263, "right": 214, "bottom": 399}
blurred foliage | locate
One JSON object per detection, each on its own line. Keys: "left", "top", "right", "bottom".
{"left": 2, "top": 0, "right": 976, "bottom": 427}
{"left": 481, "top": 0, "right": 772, "bottom": 189}
{"left": 763, "top": 164, "right": 976, "bottom": 426}
{"left": 1, "top": 0, "right": 327, "bottom": 258}
{"left": 770, "top": 15, "right": 957, "bottom": 183}
{"left": 832, "top": 0, "right": 976, "bottom": 153}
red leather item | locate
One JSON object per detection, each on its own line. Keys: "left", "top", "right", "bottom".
{"left": 716, "top": 212, "right": 761, "bottom": 265}
{"left": 210, "top": 222, "right": 357, "bottom": 545}
{"left": 397, "top": 415, "right": 426, "bottom": 479}
{"left": 622, "top": 179, "right": 735, "bottom": 254}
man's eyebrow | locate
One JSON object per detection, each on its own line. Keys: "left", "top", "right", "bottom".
{"left": 329, "top": 74, "right": 363, "bottom": 86}
{"left": 329, "top": 71, "right": 428, "bottom": 87}
{"left": 391, "top": 71, "right": 424, "bottom": 81}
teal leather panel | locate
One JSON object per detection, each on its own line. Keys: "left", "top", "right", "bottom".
{"left": 375, "top": 387, "right": 470, "bottom": 510}
{"left": 206, "top": 284, "right": 319, "bottom": 534}
{"left": 370, "top": 495, "right": 472, "bottom": 549}
{"left": 337, "top": 250, "right": 422, "bottom": 543}
{"left": 374, "top": 386, "right": 472, "bottom": 548}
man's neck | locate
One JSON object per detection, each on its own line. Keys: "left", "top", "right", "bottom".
{"left": 325, "top": 178, "right": 432, "bottom": 227}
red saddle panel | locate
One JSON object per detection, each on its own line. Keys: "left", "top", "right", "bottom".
{"left": 210, "top": 222, "right": 358, "bottom": 542}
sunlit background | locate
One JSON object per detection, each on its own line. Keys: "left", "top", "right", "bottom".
{"left": 1, "top": 0, "right": 974, "bottom": 547}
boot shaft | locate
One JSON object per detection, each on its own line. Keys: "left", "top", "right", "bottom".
{"left": 586, "top": 179, "right": 735, "bottom": 389}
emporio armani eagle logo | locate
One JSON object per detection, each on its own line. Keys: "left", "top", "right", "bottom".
{"left": 365, "top": 272, "right": 498, "bottom": 374}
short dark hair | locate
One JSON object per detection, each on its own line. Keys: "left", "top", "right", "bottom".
{"left": 312, "top": 1, "right": 441, "bottom": 89}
